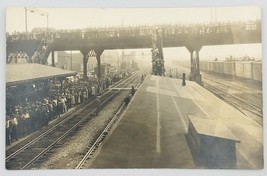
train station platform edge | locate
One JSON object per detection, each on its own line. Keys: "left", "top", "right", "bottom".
{"left": 89, "top": 75, "right": 263, "bottom": 169}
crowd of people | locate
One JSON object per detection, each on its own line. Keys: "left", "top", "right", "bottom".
{"left": 223, "top": 55, "right": 258, "bottom": 62}
{"left": 6, "top": 72, "right": 129, "bottom": 146}
{"left": 30, "top": 36, "right": 54, "bottom": 64}
{"left": 6, "top": 20, "right": 260, "bottom": 42}
{"left": 6, "top": 20, "right": 260, "bottom": 64}
{"left": 7, "top": 31, "right": 54, "bottom": 64}
{"left": 151, "top": 29, "right": 165, "bottom": 76}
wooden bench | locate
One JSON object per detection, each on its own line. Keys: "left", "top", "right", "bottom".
{"left": 186, "top": 115, "right": 240, "bottom": 168}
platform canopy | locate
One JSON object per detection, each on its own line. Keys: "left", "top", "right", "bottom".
{"left": 6, "top": 63, "right": 77, "bottom": 86}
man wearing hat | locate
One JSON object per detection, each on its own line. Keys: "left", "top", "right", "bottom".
{"left": 6, "top": 116, "right": 11, "bottom": 145}
{"left": 10, "top": 113, "right": 18, "bottom": 141}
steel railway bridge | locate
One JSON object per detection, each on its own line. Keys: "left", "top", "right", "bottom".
{"left": 7, "top": 20, "right": 261, "bottom": 84}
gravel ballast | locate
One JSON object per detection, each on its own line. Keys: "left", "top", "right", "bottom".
{"left": 38, "top": 91, "right": 130, "bottom": 169}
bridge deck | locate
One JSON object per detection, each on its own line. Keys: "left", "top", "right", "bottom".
{"left": 89, "top": 75, "right": 263, "bottom": 169}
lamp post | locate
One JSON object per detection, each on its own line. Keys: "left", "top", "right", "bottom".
{"left": 24, "top": 7, "right": 49, "bottom": 33}
{"left": 25, "top": 7, "right": 28, "bottom": 33}
{"left": 40, "top": 13, "right": 49, "bottom": 32}
{"left": 70, "top": 50, "right": 73, "bottom": 71}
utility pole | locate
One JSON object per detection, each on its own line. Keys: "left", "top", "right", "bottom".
{"left": 27, "top": 8, "right": 49, "bottom": 33}
{"left": 70, "top": 50, "right": 73, "bottom": 71}
{"left": 25, "top": 7, "right": 28, "bottom": 33}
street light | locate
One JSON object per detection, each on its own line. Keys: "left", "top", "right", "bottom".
{"left": 40, "top": 13, "right": 49, "bottom": 32}
{"left": 25, "top": 7, "right": 28, "bottom": 33}
{"left": 25, "top": 7, "right": 49, "bottom": 33}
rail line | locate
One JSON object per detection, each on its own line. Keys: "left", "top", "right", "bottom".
{"left": 203, "top": 76, "right": 262, "bottom": 101}
{"left": 76, "top": 101, "right": 125, "bottom": 169}
{"left": 6, "top": 72, "right": 140, "bottom": 170}
{"left": 76, "top": 74, "right": 143, "bottom": 169}
{"left": 173, "top": 66, "right": 263, "bottom": 125}
{"left": 6, "top": 90, "right": 118, "bottom": 170}
{"left": 203, "top": 78, "right": 262, "bottom": 113}
{"left": 203, "top": 81, "right": 263, "bottom": 126}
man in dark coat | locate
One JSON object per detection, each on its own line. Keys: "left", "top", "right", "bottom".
{"left": 6, "top": 116, "right": 11, "bottom": 145}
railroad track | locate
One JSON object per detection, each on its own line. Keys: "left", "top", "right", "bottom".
{"left": 6, "top": 90, "right": 119, "bottom": 170}
{"left": 203, "top": 81, "right": 263, "bottom": 126}
{"left": 203, "top": 77, "right": 262, "bottom": 114}
{"left": 174, "top": 66, "right": 263, "bottom": 124}
{"left": 76, "top": 74, "right": 144, "bottom": 169}
{"left": 166, "top": 66, "right": 263, "bottom": 125}
{"left": 76, "top": 101, "right": 125, "bottom": 169}
{"left": 203, "top": 76, "right": 262, "bottom": 101}
{"left": 6, "top": 72, "right": 140, "bottom": 170}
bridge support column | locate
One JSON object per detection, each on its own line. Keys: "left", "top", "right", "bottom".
{"left": 186, "top": 45, "right": 202, "bottom": 85}
{"left": 80, "top": 48, "right": 90, "bottom": 81}
{"left": 94, "top": 48, "right": 105, "bottom": 79}
{"left": 190, "top": 51, "right": 194, "bottom": 74}
{"left": 51, "top": 50, "right": 55, "bottom": 67}
{"left": 195, "top": 50, "right": 202, "bottom": 85}
{"left": 186, "top": 46, "right": 194, "bottom": 81}
{"left": 196, "top": 50, "right": 200, "bottom": 75}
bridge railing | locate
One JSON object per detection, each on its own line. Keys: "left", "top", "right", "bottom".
{"left": 7, "top": 20, "right": 261, "bottom": 42}
{"left": 6, "top": 20, "right": 261, "bottom": 63}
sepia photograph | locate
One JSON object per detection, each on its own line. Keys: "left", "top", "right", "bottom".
{"left": 5, "top": 6, "right": 263, "bottom": 171}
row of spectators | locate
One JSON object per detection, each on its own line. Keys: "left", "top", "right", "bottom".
{"left": 6, "top": 20, "right": 260, "bottom": 41}
{"left": 212, "top": 55, "right": 259, "bottom": 62}
{"left": 6, "top": 31, "right": 49, "bottom": 42}
{"left": 6, "top": 72, "right": 129, "bottom": 146}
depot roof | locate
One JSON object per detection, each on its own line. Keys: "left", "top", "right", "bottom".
{"left": 6, "top": 63, "right": 77, "bottom": 86}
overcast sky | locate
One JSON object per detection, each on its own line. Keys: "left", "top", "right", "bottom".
{"left": 6, "top": 6, "right": 261, "bottom": 33}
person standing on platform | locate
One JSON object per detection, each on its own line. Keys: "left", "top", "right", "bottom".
{"left": 14, "top": 108, "right": 21, "bottom": 138}
{"left": 82, "top": 90, "right": 87, "bottom": 103}
{"left": 95, "top": 96, "right": 101, "bottom": 116}
{"left": 131, "top": 86, "right": 135, "bottom": 97}
{"left": 85, "top": 87, "right": 89, "bottom": 100}
{"left": 11, "top": 114, "right": 19, "bottom": 141}
{"left": 71, "top": 92, "right": 75, "bottom": 108}
{"left": 47, "top": 100, "right": 54, "bottom": 121}
{"left": 21, "top": 109, "right": 30, "bottom": 135}
{"left": 56, "top": 98, "right": 61, "bottom": 117}
{"left": 124, "top": 95, "right": 131, "bottom": 106}
{"left": 61, "top": 96, "right": 67, "bottom": 112}
{"left": 92, "top": 85, "right": 96, "bottom": 97}
{"left": 41, "top": 103, "right": 49, "bottom": 127}
{"left": 106, "top": 77, "right": 110, "bottom": 89}
{"left": 6, "top": 116, "right": 11, "bottom": 145}
{"left": 66, "top": 93, "right": 71, "bottom": 110}
{"left": 78, "top": 90, "right": 82, "bottom": 104}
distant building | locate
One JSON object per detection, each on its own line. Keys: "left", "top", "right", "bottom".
{"left": 56, "top": 51, "right": 97, "bottom": 73}
{"left": 87, "top": 56, "right": 97, "bottom": 73}
{"left": 56, "top": 50, "right": 127, "bottom": 76}
{"left": 94, "top": 63, "right": 113, "bottom": 77}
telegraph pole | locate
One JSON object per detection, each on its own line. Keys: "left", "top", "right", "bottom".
{"left": 25, "top": 7, "right": 28, "bottom": 33}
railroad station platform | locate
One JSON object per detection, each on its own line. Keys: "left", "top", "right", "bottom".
{"left": 89, "top": 75, "right": 263, "bottom": 169}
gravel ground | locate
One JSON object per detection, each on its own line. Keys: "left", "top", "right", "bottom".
{"left": 38, "top": 91, "right": 130, "bottom": 169}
